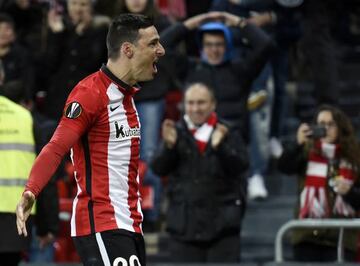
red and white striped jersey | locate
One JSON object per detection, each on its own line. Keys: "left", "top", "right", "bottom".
{"left": 61, "top": 65, "right": 143, "bottom": 236}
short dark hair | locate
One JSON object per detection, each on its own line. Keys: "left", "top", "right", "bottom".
{"left": 0, "top": 13, "right": 15, "bottom": 29}
{"left": 106, "top": 13, "right": 153, "bottom": 60}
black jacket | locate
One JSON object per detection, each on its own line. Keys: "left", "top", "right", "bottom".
{"left": 1, "top": 43, "right": 34, "bottom": 101}
{"left": 40, "top": 19, "right": 108, "bottom": 120}
{"left": 161, "top": 22, "right": 274, "bottom": 135}
{"left": 151, "top": 119, "right": 248, "bottom": 242}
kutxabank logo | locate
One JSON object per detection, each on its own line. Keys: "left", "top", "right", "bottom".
{"left": 114, "top": 121, "right": 140, "bottom": 139}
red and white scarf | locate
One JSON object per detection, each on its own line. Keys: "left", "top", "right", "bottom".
{"left": 300, "top": 141, "right": 356, "bottom": 218}
{"left": 184, "top": 112, "right": 217, "bottom": 154}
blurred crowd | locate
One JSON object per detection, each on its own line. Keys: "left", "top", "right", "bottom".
{"left": 1, "top": 0, "right": 360, "bottom": 264}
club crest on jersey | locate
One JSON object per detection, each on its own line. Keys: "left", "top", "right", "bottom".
{"left": 114, "top": 121, "right": 140, "bottom": 139}
{"left": 64, "top": 102, "right": 82, "bottom": 119}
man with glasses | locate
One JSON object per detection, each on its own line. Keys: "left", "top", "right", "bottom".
{"left": 161, "top": 11, "right": 274, "bottom": 140}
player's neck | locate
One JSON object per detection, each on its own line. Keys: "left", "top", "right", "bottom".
{"left": 106, "top": 60, "right": 135, "bottom": 86}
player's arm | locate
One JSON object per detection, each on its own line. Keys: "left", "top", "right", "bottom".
{"left": 16, "top": 123, "right": 81, "bottom": 236}
{"left": 16, "top": 84, "right": 101, "bottom": 236}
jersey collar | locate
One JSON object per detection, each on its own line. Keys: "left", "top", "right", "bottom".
{"left": 100, "top": 65, "right": 140, "bottom": 95}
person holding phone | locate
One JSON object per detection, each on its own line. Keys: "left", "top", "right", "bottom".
{"left": 278, "top": 104, "right": 360, "bottom": 262}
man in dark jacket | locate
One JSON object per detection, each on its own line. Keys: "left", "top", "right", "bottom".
{"left": 151, "top": 83, "right": 248, "bottom": 262}
{"left": 161, "top": 11, "right": 274, "bottom": 139}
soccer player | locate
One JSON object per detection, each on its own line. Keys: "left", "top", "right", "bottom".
{"left": 15, "top": 13, "right": 165, "bottom": 266}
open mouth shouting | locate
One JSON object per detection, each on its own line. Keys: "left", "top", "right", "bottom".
{"left": 152, "top": 58, "right": 159, "bottom": 74}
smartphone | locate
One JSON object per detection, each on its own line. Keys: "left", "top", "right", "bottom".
{"left": 309, "top": 125, "right": 326, "bottom": 139}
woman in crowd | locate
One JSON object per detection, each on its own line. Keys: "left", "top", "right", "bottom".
{"left": 278, "top": 105, "right": 360, "bottom": 262}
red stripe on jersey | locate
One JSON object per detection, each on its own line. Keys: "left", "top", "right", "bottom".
{"left": 89, "top": 110, "right": 118, "bottom": 232}
{"left": 123, "top": 94, "right": 142, "bottom": 233}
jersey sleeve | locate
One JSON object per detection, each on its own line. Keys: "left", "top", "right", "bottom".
{"left": 60, "top": 84, "right": 103, "bottom": 136}
{"left": 25, "top": 124, "right": 80, "bottom": 197}
{"left": 25, "top": 83, "right": 104, "bottom": 197}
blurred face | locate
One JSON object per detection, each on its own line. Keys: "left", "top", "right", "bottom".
{"left": 0, "top": 22, "right": 15, "bottom": 47}
{"left": 130, "top": 26, "right": 165, "bottom": 82}
{"left": 67, "top": 0, "right": 92, "bottom": 24}
{"left": 185, "top": 84, "right": 215, "bottom": 126}
{"left": 125, "top": 0, "right": 147, "bottom": 13}
{"left": 16, "top": 0, "right": 30, "bottom": 9}
{"left": 317, "top": 110, "right": 338, "bottom": 144}
{"left": 202, "top": 33, "right": 226, "bottom": 65}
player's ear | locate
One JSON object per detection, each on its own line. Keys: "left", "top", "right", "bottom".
{"left": 121, "top": 42, "right": 134, "bottom": 59}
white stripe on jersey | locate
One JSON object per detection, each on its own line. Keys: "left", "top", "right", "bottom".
{"left": 70, "top": 148, "right": 79, "bottom": 236}
{"left": 95, "top": 232, "right": 111, "bottom": 266}
{"left": 106, "top": 83, "right": 142, "bottom": 232}
{"left": 71, "top": 179, "right": 82, "bottom": 236}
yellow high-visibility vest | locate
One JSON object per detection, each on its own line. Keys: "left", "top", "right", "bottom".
{"left": 0, "top": 96, "right": 36, "bottom": 213}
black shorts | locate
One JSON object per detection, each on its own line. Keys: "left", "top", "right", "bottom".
{"left": 73, "top": 229, "right": 146, "bottom": 266}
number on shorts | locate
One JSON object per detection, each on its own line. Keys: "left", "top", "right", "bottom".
{"left": 113, "top": 255, "right": 141, "bottom": 266}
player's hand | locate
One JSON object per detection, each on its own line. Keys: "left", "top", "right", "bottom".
{"left": 16, "top": 191, "right": 35, "bottom": 237}
{"left": 162, "top": 119, "right": 177, "bottom": 149}
{"left": 211, "top": 123, "right": 229, "bottom": 149}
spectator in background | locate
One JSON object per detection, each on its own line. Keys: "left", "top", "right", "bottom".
{"left": 298, "top": 0, "right": 340, "bottom": 105}
{"left": 115, "top": 0, "right": 174, "bottom": 232}
{"left": 0, "top": 80, "right": 58, "bottom": 266}
{"left": 161, "top": 11, "right": 274, "bottom": 141}
{"left": 0, "top": 13, "right": 34, "bottom": 105}
{"left": 210, "top": 0, "right": 302, "bottom": 200}
{"left": 151, "top": 83, "right": 248, "bottom": 262}
{"left": 278, "top": 105, "right": 360, "bottom": 262}
{"left": 3, "top": 0, "right": 47, "bottom": 60}
{"left": 40, "top": 0, "right": 109, "bottom": 120}
{"left": 116, "top": 0, "right": 170, "bottom": 32}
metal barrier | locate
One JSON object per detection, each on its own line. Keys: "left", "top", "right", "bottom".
{"left": 275, "top": 219, "right": 360, "bottom": 263}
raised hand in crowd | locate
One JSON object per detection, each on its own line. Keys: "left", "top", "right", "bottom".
{"left": 296, "top": 123, "right": 311, "bottom": 145}
{"left": 246, "top": 12, "right": 274, "bottom": 27}
{"left": 220, "top": 11, "right": 246, "bottom": 27}
{"left": 183, "top": 11, "right": 249, "bottom": 30}
{"left": 183, "top": 11, "right": 224, "bottom": 30}
{"left": 67, "top": 0, "right": 93, "bottom": 35}
{"left": 47, "top": 8, "right": 64, "bottom": 33}
{"left": 211, "top": 123, "right": 229, "bottom": 149}
{"left": 162, "top": 119, "right": 177, "bottom": 149}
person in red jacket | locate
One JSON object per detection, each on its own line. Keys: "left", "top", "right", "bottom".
{"left": 15, "top": 13, "right": 165, "bottom": 266}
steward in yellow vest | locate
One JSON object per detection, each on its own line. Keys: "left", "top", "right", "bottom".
{"left": 0, "top": 95, "right": 36, "bottom": 214}
{"left": 0, "top": 95, "right": 36, "bottom": 263}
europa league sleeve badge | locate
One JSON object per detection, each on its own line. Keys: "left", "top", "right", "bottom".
{"left": 64, "top": 101, "right": 82, "bottom": 119}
